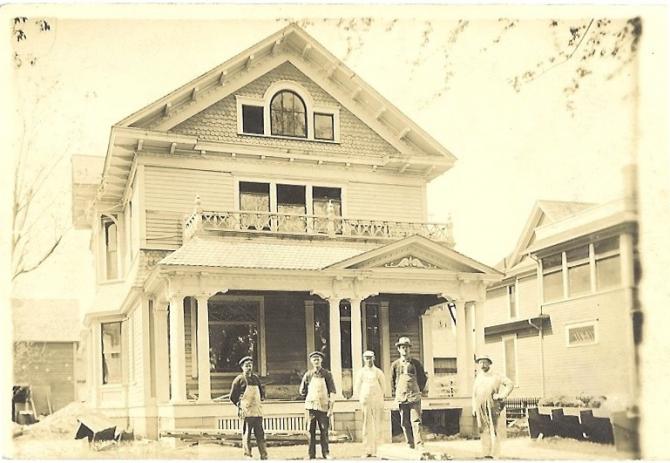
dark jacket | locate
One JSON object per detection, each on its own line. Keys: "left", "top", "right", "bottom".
{"left": 390, "top": 357, "right": 428, "bottom": 397}
{"left": 230, "top": 373, "right": 265, "bottom": 406}
{"left": 299, "top": 368, "right": 337, "bottom": 397}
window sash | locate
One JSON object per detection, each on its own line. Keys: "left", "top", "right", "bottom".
{"left": 314, "top": 113, "right": 334, "bottom": 140}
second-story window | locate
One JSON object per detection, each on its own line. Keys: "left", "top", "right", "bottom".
{"left": 103, "top": 217, "right": 118, "bottom": 280}
{"left": 313, "top": 186, "right": 342, "bottom": 216}
{"left": 239, "top": 182, "right": 270, "bottom": 212}
{"left": 567, "top": 245, "right": 590, "bottom": 297}
{"left": 270, "top": 90, "right": 307, "bottom": 138}
{"left": 595, "top": 237, "right": 621, "bottom": 290}
{"left": 541, "top": 253, "right": 563, "bottom": 303}
{"left": 277, "top": 184, "right": 306, "bottom": 232}
{"left": 508, "top": 283, "right": 517, "bottom": 319}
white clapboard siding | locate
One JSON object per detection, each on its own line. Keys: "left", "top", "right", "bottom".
{"left": 143, "top": 166, "right": 235, "bottom": 249}
{"left": 346, "top": 182, "right": 425, "bottom": 222}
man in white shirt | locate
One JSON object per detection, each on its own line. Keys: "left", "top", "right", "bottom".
{"left": 354, "top": 350, "right": 386, "bottom": 458}
{"left": 472, "top": 354, "right": 514, "bottom": 459}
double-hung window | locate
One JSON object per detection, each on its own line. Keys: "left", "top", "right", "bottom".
{"left": 101, "top": 322, "right": 122, "bottom": 385}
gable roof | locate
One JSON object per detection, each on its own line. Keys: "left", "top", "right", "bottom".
{"left": 325, "top": 234, "right": 502, "bottom": 276}
{"left": 505, "top": 200, "right": 595, "bottom": 270}
{"left": 12, "top": 299, "right": 82, "bottom": 343}
{"left": 117, "top": 24, "right": 456, "bottom": 163}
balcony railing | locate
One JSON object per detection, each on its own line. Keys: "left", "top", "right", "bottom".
{"left": 183, "top": 209, "right": 454, "bottom": 245}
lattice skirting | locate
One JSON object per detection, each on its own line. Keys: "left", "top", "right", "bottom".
{"left": 218, "top": 414, "right": 307, "bottom": 433}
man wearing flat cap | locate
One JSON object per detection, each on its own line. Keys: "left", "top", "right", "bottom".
{"left": 472, "top": 354, "right": 513, "bottom": 459}
{"left": 230, "top": 356, "right": 268, "bottom": 460}
{"left": 354, "top": 350, "right": 386, "bottom": 458}
{"left": 390, "top": 337, "right": 427, "bottom": 450}
{"left": 299, "top": 351, "right": 337, "bottom": 459}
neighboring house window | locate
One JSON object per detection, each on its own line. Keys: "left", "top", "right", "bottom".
{"left": 567, "top": 245, "right": 590, "bottom": 297}
{"left": 101, "top": 322, "right": 122, "bottom": 385}
{"left": 434, "top": 357, "right": 457, "bottom": 375}
{"left": 208, "top": 299, "right": 260, "bottom": 373}
{"left": 508, "top": 283, "right": 517, "bottom": 319}
{"left": 541, "top": 236, "right": 622, "bottom": 303}
{"left": 242, "top": 105, "right": 264, "bottom": 134}
{"left": 103, "top": 217, "right": 118, "bottom": 280}
{"left": 502, "top": 335, "right": 517, "bottom": 383}
{"left": 270, "top": 90, "right": 307, "bottom": 138}
{"left": 566, "top": 320, "right": 598, "bottom": 347}
{"left": 541, "top": 253, "right": 563, "bottom": 302}
{"left": 595, "top": 237, "right": 621, "bottom": 290}
{"left": 314, "top": 113, "right": 334, "bottom": 140}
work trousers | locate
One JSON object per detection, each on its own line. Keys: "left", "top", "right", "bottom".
{"left": 478, "top": 407, "right": 506, "bottom": 458}
{"left": 399, "top": 401, "right": 423, "bottom": 447}
{"left": 361, "top": 402, "right": 384, "bottom": 456}
{"left": 242, "top": 417, "right": 268, "bottom": 459}
{"left": 307, "top": 409, "right": 330, "bottom": 458}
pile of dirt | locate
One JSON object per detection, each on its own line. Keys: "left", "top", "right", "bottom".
{"left": 22, "top": 401, "right": 103, "bottom": 438}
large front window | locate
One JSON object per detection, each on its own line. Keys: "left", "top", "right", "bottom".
{"left": 101, "top": 322, "right": 122, "bottom": 385}
{"left": 208, "top": 299, "right": 259, "bottom": 373}
{"left": 270, "top": 90, "right": 307, "bottom": 138}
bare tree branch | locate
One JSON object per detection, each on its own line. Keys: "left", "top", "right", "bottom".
{"left": 12, "top": 231, "right": 65, "bottom": 282}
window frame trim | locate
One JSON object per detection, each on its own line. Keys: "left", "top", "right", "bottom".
{"left": 501, "top": 333, "right": 518, "bottom": 385}
{"left": 235, "top": 81, "right": 341, "bottom": 143}
{"left": 565, "top": 319, "right": 599, "bottom": 347}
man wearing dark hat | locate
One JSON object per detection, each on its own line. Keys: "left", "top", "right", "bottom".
{"left": 472, "top": 354, "right": 513, "bottom": 459}
{"left": 299, "top": 351, "right": 337, "bottom": 459}
{"left": 230, "top": 356, "right": 268, "bottom": 460}
{"left": 390, "top": 336, "right": 427, "bottom": 450}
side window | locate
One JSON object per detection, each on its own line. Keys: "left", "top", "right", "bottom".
{"left": 314, "top": 113, "right": 334, "bottom": 140}
{"left": 103, "top": 217, "right": 118, "bottom": 280}
{"left": 503, "top": 336, "right": 517, "bottom": 383}
{"left": 101, "top": 322, "right": 122, "bottom": 384}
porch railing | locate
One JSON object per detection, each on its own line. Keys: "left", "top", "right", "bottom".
{"left": 183, "top": 208, "right": 454, "bottom": 245}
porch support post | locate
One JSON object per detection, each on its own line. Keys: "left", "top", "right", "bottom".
{"left": 154, "top": 299, "right": 170, "bottom": 403}
{"left": 327, "top": 297, "right": 344, "bottom": 398}
{"left": 196, "top": 294, "right": 212, "bottom": 403}
{"left": 350, "top": 297, "right": 363, "bottom": 394}
{"left": 305, "top": 300, "right": 315, "bottom": 355}
{"left": 455, "top": 300, "right": 469, "bottom": 397}
{"left": 421, "top": 311, "right": 435, "bottom": 397}
{"left": 169, "top": 293, "right": 187, "bottom": 403}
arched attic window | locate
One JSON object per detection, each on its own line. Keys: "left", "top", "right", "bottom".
{"left": 270, "top": 90, "right": 307, "bottom": 138}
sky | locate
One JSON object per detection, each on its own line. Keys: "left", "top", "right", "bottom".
{"left": 4, "top": 5, "right": 643, "bottom": 302}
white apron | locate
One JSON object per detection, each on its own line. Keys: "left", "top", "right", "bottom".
{"left": 239, "top": 383, "right": 263, "bottom": 418}
{"left": 305, "top": 375, "right": 330, "bottom": 412}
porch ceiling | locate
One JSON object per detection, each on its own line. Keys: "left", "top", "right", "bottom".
{"left": 159, "top": 236, "right": 371, "bottom": 270}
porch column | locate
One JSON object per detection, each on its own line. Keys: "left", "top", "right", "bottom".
{"left": 455, "top": 300, "right": 469, "bottom": 397}
{"left": 169, "top": 293, "right": 187, "bottom": 403}
{"left": 421, "top": 311, "right": 435, "bottom": 397}
{"left": 350, "top": 297, "right": 363, "bottom": 394}
{"left": 153, "top": 299, "right": 170, "bottom": 403}
{"left": 379, "top": 300, "right": 391, "bottom": 396}
{"left": 327, "top": 297, "right": 344, "bottom": 398}
{"left": 196, "top": 294, "right": 212, "bottom": 403}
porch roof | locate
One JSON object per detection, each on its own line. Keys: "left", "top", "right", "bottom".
{"left": 159, "top": 237, "right": 370, "bottom": 270}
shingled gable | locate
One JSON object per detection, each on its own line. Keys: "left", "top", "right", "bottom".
{"left": 114, "top": 23, "right": 455, "bottom": 161}
{"left": 324, "top": 234, "right": 502, "bottom": 277}
{"left": 505, "top": 200, "right": 596, "bottom": 271}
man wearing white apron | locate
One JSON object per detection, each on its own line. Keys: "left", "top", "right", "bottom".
{"left": 471, "top": 354, "right": 513, "bottom": 459}
{"left": 299, "top": 351, "right": 336, "bottom": 459}
{"left": 354, "top": 350, "right": 386, "bottom": 458}
{"left": 230, "top": 356, "right": 268, "bottom": 460}
{"left": 390, "top": 337, "right": 427, "bottom": 450}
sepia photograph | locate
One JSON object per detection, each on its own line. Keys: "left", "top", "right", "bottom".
{"left": 1, "top": 3, "right": 668, "bottom": 460}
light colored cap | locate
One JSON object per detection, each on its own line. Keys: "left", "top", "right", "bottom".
{"left": 475, "top": 354, "right": 493, "bottom": 364}
{"left": 362, "top": 350, "right": 375, "bottom": 358}
{"left": 395, "top": 336, "right": 412, "bottom": 347}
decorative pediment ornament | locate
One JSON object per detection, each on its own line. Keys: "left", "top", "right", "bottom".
{"left": 384, "top": 256, "right": 438, "bottom": 269}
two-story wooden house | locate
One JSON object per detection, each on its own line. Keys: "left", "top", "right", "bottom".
{"left": 482, "top": 199, "right": 638, "bottom": 405}
{"left": 81, "top": 24, "right": 502, "bottom": 440}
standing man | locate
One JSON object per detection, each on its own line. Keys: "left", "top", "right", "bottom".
{"left": 390, "top": 337, "right": 427, "bottom": 450}
{"left": 230, "top": 356, "right": 268, "bottom": 460}
{"left": 354, "top": 350, "right": 386, "bottom": 458}
{"left": 299, "top": 351, "right": 337, "bottom": 460}
{"left": 472, "top": 354, "right": 514, "bottom": 459}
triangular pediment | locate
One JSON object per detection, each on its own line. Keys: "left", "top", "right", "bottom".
{"left": 116, "top": 24, "right": 456, "bottom": 162}
{"left": 326, "top": 235, "right": 502, "bottom": 275}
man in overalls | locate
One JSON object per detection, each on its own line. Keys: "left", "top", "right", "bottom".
{"left": 299, "top": 351, "right": 336, "bottom": 459}
{"left": 472, "top": 354, "right": 513, "bottom": 459}
{"left": 354, "top": 350, "right": 386, "bottom": 458}
{"left": 230, "top": 356, "right": 268, "bottom": 460}
{"left": 390, "top": 337, "right": 427, "bottom": 450}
